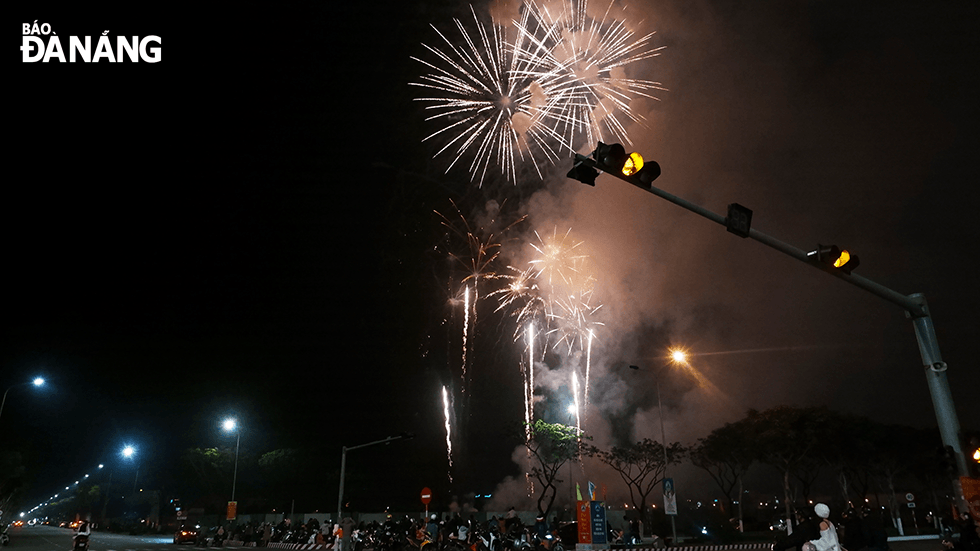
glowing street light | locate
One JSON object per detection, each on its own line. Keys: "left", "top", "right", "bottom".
{"left": 0, "top": 376, "right": 46, "bottom": 424}
{"left": 222, "top": 417, "right": 241, "bottom": 513}
{"left": 629, "top": 349, "right": 690, "bottom": 544}
{"left": 122, "top": 445, "right": 140, "bottom": 492}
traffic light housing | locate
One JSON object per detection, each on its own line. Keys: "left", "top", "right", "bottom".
{"left": 567, "top": 142, "right": 660, "bottom": 188}
{"left": 595, "top": 142, "right": 661, "bottom": 188}
{"left": 566, "top": 159, "right": 599, "bottom": 186}
{"left": 807, "top": 244, "right": 860, "bottom": 274}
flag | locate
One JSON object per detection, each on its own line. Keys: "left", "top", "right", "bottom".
{"left": 588, "top": 481, "right": 596, "bottom": 500}
{"left": 576, "top": 483, "right": 583, "bottom": 501}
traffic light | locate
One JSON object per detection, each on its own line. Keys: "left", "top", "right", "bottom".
{"left": 594, "top": 142, "right": 661, "bottom": 188}
{"left": 567, "top": 142, "right": 661, "bottom": 188}
{"left": 806, "top": 244, "right": 860, "bottom": 274}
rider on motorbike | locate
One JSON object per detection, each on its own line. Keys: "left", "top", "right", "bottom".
{"left": 73, "top": 520, "right": 92, "bottom": 550}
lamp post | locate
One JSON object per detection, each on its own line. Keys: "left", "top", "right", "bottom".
{"left": 122, "top": 445, "right": 140, "bottom": 492}
{"left": 630, "top": 349, "right": 687, "bottom": 545}
{"left": 337, "top": 434, "right": 414, "bottom": 522}
{"left": 0, "top": 377, "right": 45, "bottom": 424}
{"left": 222, "top": 418, "right": 241, "bottom": 506}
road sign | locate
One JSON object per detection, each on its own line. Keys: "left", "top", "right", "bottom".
{"left": 226, "top": 501, "right": 237, "bottom": 520}
{"left": 421, "top": 487, "right": 432, "bottom": 505}
{"left": 906, "top": 493, "right": 915, "bottom": 501}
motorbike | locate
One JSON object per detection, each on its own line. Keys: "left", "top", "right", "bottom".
{"left": 73, "top": 534, "right": 90, "bottom": 551}
{"left": 1, "top": 524, "right": 10, "bottom": 546}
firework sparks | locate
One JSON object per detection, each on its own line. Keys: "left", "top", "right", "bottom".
{"left": 529, "top": 227, "right": 590, "bottom": 290}
{"left": 513, "top": 0, "right": 667, "bottom": 148}
{"left": 491, "top": 265, "right": 548, "bottom": 340}
{"left": 411, "top": 5, "right": 572, "bottom": 185}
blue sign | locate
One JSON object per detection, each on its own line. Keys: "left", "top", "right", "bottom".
{"left": 590, "top": 501, "right": 607, "bottom": 544}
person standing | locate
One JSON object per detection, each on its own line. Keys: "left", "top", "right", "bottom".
{"left": 341, "top": 515, "right": 356, "bottom": 551}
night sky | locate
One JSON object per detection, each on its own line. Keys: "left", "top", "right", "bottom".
{"left": 6, "top": 0, "right": 979, "bottom": 517}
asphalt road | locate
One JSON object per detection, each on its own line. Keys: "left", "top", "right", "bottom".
{"left": 3, "top": 525, "right": 183, "bottom": 551}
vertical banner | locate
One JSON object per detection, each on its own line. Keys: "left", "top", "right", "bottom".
{"left": 590, "top": 501, "right": 608, "bottom": 544}
{"left": 961, "top": 477, "right": 980, "bottom": 521}
{"left": 577, "top": 501, "right": 592, "bottom": 544}
{"left": 226, "top": 501, "right": 237, "bottom": 521}
{"left": 663, "top": 478, "right": 677, "bottom": 516}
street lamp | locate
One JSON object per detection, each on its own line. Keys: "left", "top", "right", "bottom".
{"left": 223, "top": 418, "right": 241, "bottom": 506}
{"left": 337, "top": 433, "right": 414, "bottom": 522}
{"left": 629, "top": 348, "right": 688, "bottom": 544}
{"left": 0, "top": 377, "right": 45, "bottom": 424}
{"left": 122, "top": 445, "right": 140, "bottom": 492}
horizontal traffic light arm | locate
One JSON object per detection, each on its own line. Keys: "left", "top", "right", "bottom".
{"left": 570, "top": 151, "right": 926, "bottom": 318}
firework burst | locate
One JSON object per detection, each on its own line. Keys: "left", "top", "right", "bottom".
{"left": 513, "top": 0, "right": 667, "bottom": 148}
{"left": 411, "top": 5, "right": 572, "bottom": 185}
{"left": 412, "top": 0, "right": 665, "bottom": 185}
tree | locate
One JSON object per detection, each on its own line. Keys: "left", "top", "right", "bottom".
{"left": 593, "top": 438, "right": 686, "bottom": 528}
{"left": 690, "top": 419, "right": 754, "bottom": 526}
{"left": 0, "top": 451, "right": 26, "bottom": 514}
{"left": 524, "top": 419, "right": 588, "bottom": 517}
{"left": 744, "top": 406, "right": 836, "bottom": 535}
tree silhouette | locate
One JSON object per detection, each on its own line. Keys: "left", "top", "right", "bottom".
{"left": 593, "top": 438, "right": 686, "bottom": 528}
{"left": 524, "top": 419, "right": 588, "bottom": 516}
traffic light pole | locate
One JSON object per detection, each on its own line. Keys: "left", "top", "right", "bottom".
{"left": 571, "top": 152, "right": 972, "bottom": 507}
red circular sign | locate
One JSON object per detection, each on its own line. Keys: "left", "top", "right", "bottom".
{"left": 421, "top": 487, "right": 432, "bottom": 505}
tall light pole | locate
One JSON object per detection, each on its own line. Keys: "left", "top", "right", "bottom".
{"left": 0, "top": 377, "right": 45, "bottom": 424}
{"left": 122, "top": 445, "right": 140, "bottom": 492}
{"left": 223, "top": 418, "right": 241, "bottom": 505}
{"left": 630, "top": 349, "right": 688, "bottom": 545}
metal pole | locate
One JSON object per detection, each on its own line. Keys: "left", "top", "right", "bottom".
{"left": 656, "top": 376, "right": 677, "bottom": 545}
{"left": 908, "top": 295, "right": 970, "bottom": 480}
{"left": 337, "top": 446, "right": 348, "bottom": 523}
{"left": 231, "top": 430, "right": 240, "bottom": 503}
{"left": 572, "top": 152, "right": 970, "bottom": 508}
{"left": 0, "top": 386, "right": 11, "bottom": 424}
{"left": 336, "top": 435, "right": 414, "bottom": 522}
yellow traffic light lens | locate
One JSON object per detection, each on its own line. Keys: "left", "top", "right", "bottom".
{"left": 834, "top": 250, "right": 851, "bottom": 268}
{"left": 623, "top": 152, "right": 644, "bottom": 176}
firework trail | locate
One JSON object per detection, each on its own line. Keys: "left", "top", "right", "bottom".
{"left": 442, "top": 385, "right": 454, "bottom": 483}
{"left": 438, "top": 201, "right": 526, "bottom": 397}
{"left": 462, "top": 285, "right": 471, "bottom": 394}
{"left": 571, "top": 371, "right": 581, "bottom": 432}
{"left": 584, "top": 329, "right": 593, "bottom": 423}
